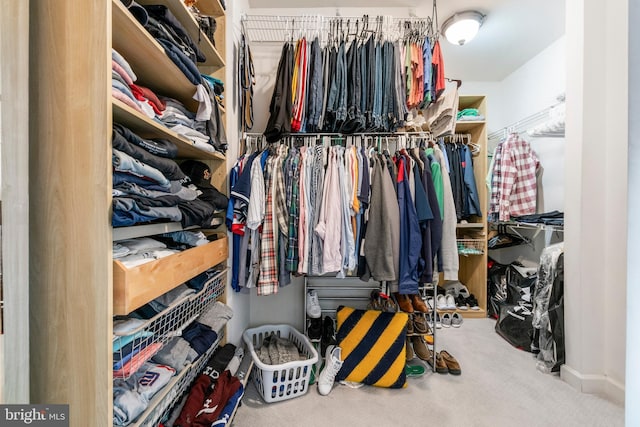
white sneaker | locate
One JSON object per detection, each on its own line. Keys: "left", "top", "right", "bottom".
{"left": 436, "top": 294, "right": 448, "bottom": 310}
{"left": 445, "top": 294, "right": 456, "bottom": 310}
{"left": 306, "top": 290, "right": 322, "bottom": 319}
{"left": 317, "top": 346, "right": 343, "bottom": 396}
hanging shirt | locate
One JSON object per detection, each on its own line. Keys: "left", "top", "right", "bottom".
{"left": 364, "top": 155, "right": 400, "bottom": 282}
{"left": 432, "top": 145, "right": 459, "bottom": 281}
{"left": 316, "top": 147, "right": 342, "bottom": 273}
{"left": 432, "top": 40, "right": 446, "bottom": 100}
{"left": 257, "top": 156, "right": 278, "bottom": 295}
{"left": 492, "top": 133, "right": 540, "bottom": 221}
{"left": 396, "top": 156, "right": 421, "bottom": 294}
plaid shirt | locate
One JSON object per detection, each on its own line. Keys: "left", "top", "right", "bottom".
{"left": 257, "top": 156, "right": 279, "bottom": 295}
{"left": 490, "top": 134, "right": 539, "bottom": 221}
{"left": 285, "top": 149, "right": 301, "bottom": 272}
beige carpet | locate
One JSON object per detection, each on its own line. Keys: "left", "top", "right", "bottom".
{"left": 232, "top": 318, "right": 624, "bottom": 427}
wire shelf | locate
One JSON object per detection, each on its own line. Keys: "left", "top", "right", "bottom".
{"left": 241, "top": 14, "right": 434, "bottom": 45}
{"left": 457, "top": 239, "right": 485, "bottom": 256}
{"left": 130, "top": 330, "right": 225, "bottom": 427}
{"left": 113, "top": 268, "right": 227, "bottom": 380}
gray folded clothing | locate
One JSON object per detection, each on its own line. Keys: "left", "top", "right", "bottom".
{"left": 151, "top": 337, "right": 197, "bottom": 371}
{"left": 197, "top": 301, "right": 233, "bottom": 332}
{"left": 257, "top": 333, "right": 301, "bottom": 365}
{"left": 148, "top": 284, "right": 195, "bottom": 313}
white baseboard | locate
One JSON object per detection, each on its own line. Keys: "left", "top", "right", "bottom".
{"left": 561, "top": 364, "right": 625, "bottom": 406}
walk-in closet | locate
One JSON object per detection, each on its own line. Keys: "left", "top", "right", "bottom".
{"left": 0, "top": 0, "right": 635, "bottom": 426}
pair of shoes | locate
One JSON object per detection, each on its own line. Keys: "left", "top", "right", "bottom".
{"left": 394, "top": 293, "right": 429, "bottom": 313}
{"left": 442, "top": 312, "right": 464, "bottom": 328}
{"left": 437, "top": 350, "right": 461, "bottom": 375}
{"left": 318, "top": 345, "right": 344, "bottom": 395}
{"left": 320, "top": 316, "right": 336, "bottom": 355}
{"left": 307, "top": 317, "right": 322, "bottom": 340}
{"left": 455, "top": 294, "right": 469, "bottom": 310}
{"left": 306, "top": 290, "right": 321, "bottom": 318}
{"left": 436, "top": 294, "right": 456, "bottom": 310}
{"left": 467, "top": 294, "right": 480, "bottom": 311}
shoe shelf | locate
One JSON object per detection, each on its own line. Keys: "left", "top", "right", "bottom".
{"left": 113, "top": 236, "right": 228, "bottom": 315}
{"left": 113, "top": 268, "right": 227, "bottom": 380}
{"left": 129, "top": 329, "right": 225, "bottom": 427}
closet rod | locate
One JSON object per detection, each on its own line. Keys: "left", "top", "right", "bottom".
{"left": 488, "top": 95, "right": 566, "bottom": 142}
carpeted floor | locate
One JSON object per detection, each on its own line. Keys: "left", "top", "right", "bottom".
{"left": 232, "top": 318, "right": 624, "bottom": 427}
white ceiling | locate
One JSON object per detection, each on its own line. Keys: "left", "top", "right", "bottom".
{"left": 245, "top": 0, "right": 566, "bottom": 81}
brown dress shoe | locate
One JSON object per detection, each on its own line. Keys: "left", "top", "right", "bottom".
{"left": 410, "top": 294, "right": 429, "bottom": 313}
{"left": 394, "top": 293, "right": 414, "bottom": 313}
{"left": 439, "top": 350, "right": 461, "bottom": 375}
{"left": 410, "top": 335, "right": 433, "bottom": 361}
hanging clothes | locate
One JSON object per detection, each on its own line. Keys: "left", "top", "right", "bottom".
{"left": 264, "top": 43, "right": 293, "bottom": 143}
{"left": 489, "top": 133, "right": 541, "bottom": 221}
{"left": 363, "top": 153, "right": 399, "bottom": 283}
{"left": 395, "top": 154, "right": 423, "bottom": 295}
{"left": 432, "top": 144, "right": 459, "bottom": 281}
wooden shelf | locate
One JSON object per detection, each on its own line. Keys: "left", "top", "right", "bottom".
{"left": 456, "top": 223, "right": 484, "bottom": 229}
{"left": 455, "top": 120, "right": 485, "bottom": 132}
{"left": 112, "top": 0, "right": 198, "bottom": 110}
{"left": 195, "top": 0, "right": 226, "bottom": 17}
{"left": 458, "top": 95, "right": 485, "bottom": 111}
{"left": 112, "top": 98, "right": 225, "bottom": 161}
{"left": 113, "top": 236, "right": 228, "bottom": 315}
{"left": 137, "top": 0, "right": 225, "bottom": 70}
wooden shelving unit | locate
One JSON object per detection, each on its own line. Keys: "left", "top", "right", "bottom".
{"left": 454, "top": 95, "right": 489, "bottom": 319}
{"left": 28, "top": 0, "right": 230, "bottom": 423}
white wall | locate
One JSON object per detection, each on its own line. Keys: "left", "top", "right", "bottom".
{"left": 627, "top": 0, "right": 640, "bottom": 420}
{"left": 224, "top": 0, "right": 253, "bottom": 346}
{"left": 462, "top": 37, "right": 566, "bottom": 214}
{"left": 561, "top": 0, "right": 626, "bottom": 405}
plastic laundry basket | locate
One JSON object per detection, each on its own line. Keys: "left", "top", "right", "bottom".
{"left": 243, "top": 324, "right": 318, "bottom": 403}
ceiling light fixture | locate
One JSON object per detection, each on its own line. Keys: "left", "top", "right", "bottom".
{"left": 441, "top": 10, "right": 485, "bottom": 46}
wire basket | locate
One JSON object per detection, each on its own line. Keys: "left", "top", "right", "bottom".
{"left": 457, "top": 239, "right": 485, "bottom": 256}
{"left": 129, "top": 331, "right": 224, "bottom": 427}
{"left": 113, "top": 268, "right": 227, "bottom": 380}
{"left": 243, "top": 324, "right": 318, "bottom": 403}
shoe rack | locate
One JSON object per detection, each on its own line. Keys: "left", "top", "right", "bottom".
{"left": 304, "top": 278, "right": 438, "bottom": 373}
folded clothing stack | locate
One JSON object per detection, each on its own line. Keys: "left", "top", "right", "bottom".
{"left": 456, "top": 108, "right": 485, "bottom": 121}
{"left": 256, "top": 333, "right": 304, "bottom": 365}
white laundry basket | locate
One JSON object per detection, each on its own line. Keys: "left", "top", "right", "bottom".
{"left": 243, "top": 324, "right": 318, "bottom": 403}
